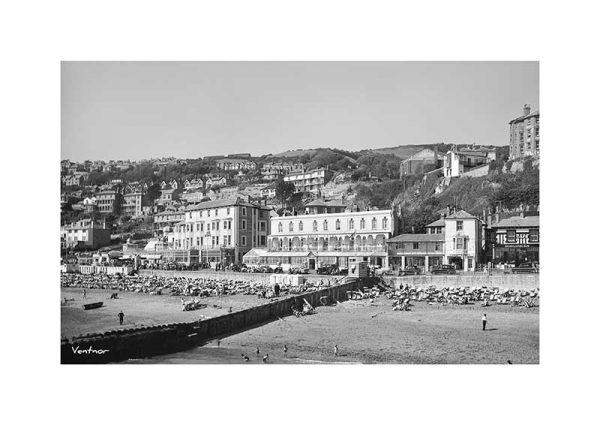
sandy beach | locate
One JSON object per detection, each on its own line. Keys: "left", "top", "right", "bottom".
{"left": 61, "top": 287, "right": 271, "bottom": 339}
{"left": 126, "top": 297, "right": 539, "bottom": 364}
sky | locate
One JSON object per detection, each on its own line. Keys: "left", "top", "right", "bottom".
{"left": 61, "top": 61, "right": 539, "bottom": 161}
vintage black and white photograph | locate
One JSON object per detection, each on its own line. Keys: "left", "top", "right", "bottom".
{"left": 6, "top": 1, "right": 600, "bottom": 424}
{"left": 60, "top": 61, "right": 540, "bottom": 364}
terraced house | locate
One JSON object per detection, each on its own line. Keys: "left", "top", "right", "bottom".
{"left": 170, "top": 198, "right": 271, "bottom": 264}
{"left": 484, "top": 210, "right": 539, "bottom": 266}
{"left": 387, "top": 209, "right": 483, "bottom": 272}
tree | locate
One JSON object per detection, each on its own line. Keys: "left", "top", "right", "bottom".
{"left": 143, "top": 183, "right": 161, "bottom": 206}
{"left": 275, "top": 179, "right": 295, "bottom": 207}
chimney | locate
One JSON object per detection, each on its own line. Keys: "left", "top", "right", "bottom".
{"left": 523, "top": 104, "right": 531, "bottom": 116}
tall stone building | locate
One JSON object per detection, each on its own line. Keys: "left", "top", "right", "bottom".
{"left": 509, "top": 104, "right": 539, "bottom": 160}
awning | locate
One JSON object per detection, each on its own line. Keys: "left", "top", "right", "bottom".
{"left": 265, "top": 251, "right": 313, "bottom": 258}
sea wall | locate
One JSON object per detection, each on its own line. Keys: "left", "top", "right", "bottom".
{"left": 384, "top": 274, "right": 539, "bottom": 290}
{"left": 61, "top": 278, "right": 360, "bottom": 364}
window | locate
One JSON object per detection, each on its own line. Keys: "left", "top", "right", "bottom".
{"left": 323, "top": 220, "right": 327, "bottom": 231}
{"left": 456, "top": 220, "right": 463, "bottom": 231}
{"left": 227, "top": 207, "right": 230, "bottom": 215}
{"left": 196, "top": 223, "right": 200, "bottom": 231}
{"left": 413, "top": 242, "right": 419, "bottom": 250}
{"left": 506, "top": 229, "right": 516, "bottom": 243}
{"left": 313, "top": 220, "right": 318, "bottom": 232}
{"left": 242, "top": 220, "right": 247, "bottom": 230}
{"left": 372, "top": 218, "right": 377, "bottom": 229}
{"left": 200, "top": 237, "right": 203, "bottom": 246}
{"left": 241, "top": 236, "right": 247, "bottom": 246}
{"left": 529, "top": 229, "right": 539, "bottom": 243}
{"left": 242, "top": 207, "right": 247, "bottom": 216}
{"left": 260, "top": 235, "right": 266, "bottom": 245}
{"left": 299, "top": 221, "right": 303, "bottom": 231}
{"left": 349, "top": 218, "right": 354, "bottom": 230}
{"left": 289, "top": 222, "right": 294, "bottom": 232}
{"left": 360, "top": 218, "right": 365, "bottom": 229}
{"left": 259, "top": 221, "right": 266, "bottom": 232}
{"left": 215, "top": 209, "right": 218, "bottom": 216}
{"left": 336, "top": 219, "right": 341, "bottom": 230}
{"left": 382, "top": 217, "right": 388, "bottom": 229}
{"left": 207, "top": 210, "right": 211, "bottom": 217}
{"left": 434, "top": 242, "right": 441, "bottom": 251}
{"left": 215, "top": 236, "right": 219, "bottom": 245}
{"left": 278, "top": 222, "right": 283, "bottom": 232}
{"left": 456, "top": 238, "right": 463, "bottom": 249}
{"left": 200, "top": 223, "right": 204, "bottom": 231}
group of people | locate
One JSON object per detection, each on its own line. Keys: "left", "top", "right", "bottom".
{"left": 238, "top": 343, "right": 339, "bottom": 363}
{"left": 387, "top": 284, "right": 539, "bottom": 307}
{"left": 62, "top": 273, "right": 340, "bottom": 300}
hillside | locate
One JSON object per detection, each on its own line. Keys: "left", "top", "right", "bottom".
{"left": 346, "top": 155, "right": 538, "bottom": 233}
{"left": 277, "top": 143, "right": 504, "bottom": 161}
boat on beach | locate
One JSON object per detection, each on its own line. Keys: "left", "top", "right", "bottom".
{"left": 83, "top": 302, "right": 103, "bottom": 310}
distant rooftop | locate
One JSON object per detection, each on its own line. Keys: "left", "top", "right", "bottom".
{"left": 388, "top": 233, "right": 445, "bottom": 243}
{"left": 492, "top": 215, "right": 540, "bottom": 228}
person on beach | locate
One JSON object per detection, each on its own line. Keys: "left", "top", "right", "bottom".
{"left": 256, "top": 347, "right": 260, "bottom": 358}
{"left": 334, "top": 344, "right": 339, "bottom": 357}
{"left": 482, "top": 313, "right": 487, "bottom": 331}
{"left": 262, "top": 354, "right": 269, "bottom": 363}
{"left": 83, "top": 289, "right": 86, "bottom": 299}
{"left": 242, "top": 354, "right": 250, "bottom": 362}
{"left": 118, "top": 311, "right": 125, "bottom": 325}
{"left": 283, "top": 344, "right": 288, "bottom": 358}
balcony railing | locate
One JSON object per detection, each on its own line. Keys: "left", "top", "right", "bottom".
{"left": 274, "top": 245, "right": 387, "bottom": 253}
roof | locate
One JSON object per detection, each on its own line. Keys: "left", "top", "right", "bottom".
{"left": 155, "top": 210, "right": 184, "bottom": 216}
{"left": 388, "top": 234, "right": 445, "bottom": 243}
{"left": 425, "top": 218, "right": 445, "bottom": 227}
{"left": 305, "top": 199, "right": 327, "bottom": 207}
{"left": 185, "top": 198, "right": 263, "bottom": 211}
{"left": 509, "top": 110, "right": 540, "bottom": 124}
{"left": 287, "top": 167, "right": 331, "bottom": 177}
{"left": 325, "top": 199, "right": 347, "bottom": 207}
{"left": 445, "top": 210, "right": 477, "bottom": 220}
{"left": 492, "top": 215, "right": 540, "bottom": 228}
{"left": 402, "top": 149, "right": 437, "bottom": 163}
{"left": 305, "top": 199, "right": 346, "bottom": 208}
{"left": 456, "top": 149, "right": 489, "bottom": 157}
{"left": 242, "top": 248, "right": 268, "bottom": 258}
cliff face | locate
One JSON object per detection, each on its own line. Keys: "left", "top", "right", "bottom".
{"left": 391, "top": 156, "right": 538, "bottom": 233}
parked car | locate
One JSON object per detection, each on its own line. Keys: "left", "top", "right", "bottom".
{"left": 430, "top": 265, "right": 457, "bottom": 275}
{"left": 289, "top": 266, "right": 309, "bottom": 274}
{"left": 399, "top": 266, "right": 421, "bottom": 276}
{"left": 512, "top": 263, "right": 539, "bottom": 274}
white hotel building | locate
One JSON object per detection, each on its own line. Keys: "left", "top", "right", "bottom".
{"left": 247, "top": 208, "right": 397, "bottom": 270}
